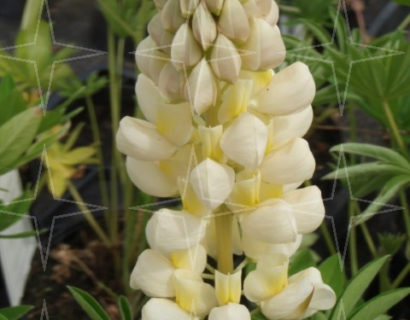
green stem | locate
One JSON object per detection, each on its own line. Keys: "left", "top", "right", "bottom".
{"left": 399, "top": 191, "right": 410, "bottom": 238}
{"left": 359, "top": 223, "right": 377, "bottom": 258}
{"left": 85, "top": 95, "right": 110, "bottom": 210}
{"left": 391, "top": 264, "right": 410, "bottom": 289}
{"left": 107, "top": 29, "right": 119, "bottom": 245}
{"left": 382, "top": 101, "right": 406, "bottom": 155}
{"left": 349, "top": 201, "right": 359, "bottom": 275}
{"left": 67, "top": 181, "right": 111, "bottom": 247}
{"left": 398, "top": 14, "right": 410, "bottom": 31}
{"left": 320, "top": 223, "right": 337, "bottom": 255}
{"left": 215, "top": 209, "right": 234, "bottom": 274}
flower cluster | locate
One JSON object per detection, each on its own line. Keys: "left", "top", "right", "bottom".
{"left": 116, "top": 0, "right": 336, "bottom": 319}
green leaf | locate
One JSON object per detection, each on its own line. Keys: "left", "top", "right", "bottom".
{"left": 330, "top": 143, "right": 409, "bottom": 169}
{"left": 0, "top": 107, "right": 42, "bottom": 170}
{"left": 378, "top": 233, "right": 406, "bottom": 256}
{"left": 0, "top": 191, "right": 32, "bottom": 232}
{"left": 0, "top": 75, "right": 27, "bottom": 126}
{"left": 349, "top": 288, "right": 410, "bottom": 320}
{"left": 0, "top": 314, "right": 8, "bottom": 320}
{"left": 353, "top": 175, "right": 410, "bottom": 226}
{"left": 329, "top": 256, "right": 389, "bottom": 320}
{"left": 251, "top": 310, "right": 268, "bottom": 320}
{"left": 289, "top": 248, "right": 317, "bottom": 275}
{"left": 309, "top": 312, "right": 327, "bottom": 320}
{"left": 392, "top": 0, "right": 410, "bottom": 7}
{"left": 319, "top": 254, "right": 346, "bottom": 298}
{"left": 118, "top": 296, "right": 133, "bottom": 320}
{"left": 322, "top": 162, "right": 406, "bottom": 180}
{"left": 68, "top": 286, "right": 110, "bottom": 320}
{"left": 0, "top": 305, "right": 33, "bottom": 320}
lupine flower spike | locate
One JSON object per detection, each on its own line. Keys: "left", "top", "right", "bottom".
{"left": 117, "top": 0, "right": 336, "bottom": 318}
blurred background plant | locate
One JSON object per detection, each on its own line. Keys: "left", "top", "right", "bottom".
{"left": 0, "top": 0, "right": 409, "bottom": 319}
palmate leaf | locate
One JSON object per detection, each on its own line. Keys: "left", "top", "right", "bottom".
{"left": 349, "top": 288, "right": 410, "bottom": 320}
{"left": 68, "top": 286, "right": 110, "bottom": 320}
{"left": 329, "top": 256, "right": 389, "bottom": 320}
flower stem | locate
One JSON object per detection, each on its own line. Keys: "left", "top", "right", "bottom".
{"left": 67, "top": 181, "right": 111, "bottom": 247}
{"left": 215, "top": 209, "right": 234, "bottom": 274}
{"left": 382, "top": 101, "right": 406, "bottom": 155}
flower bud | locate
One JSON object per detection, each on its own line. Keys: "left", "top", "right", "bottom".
{"left": 147, "top": 13, "right": 174, "bottom": 55}
{"left": 219, "top": 0, "right": 250, "bottom": 41}
{"left": 256, "top": 62, "right": 316, "bottom": 115}
{"left": 186, "top": 59, "right": 217, "bottom": 114}
{"left": 158, "top": 62, "right": 186, "bottom": 101}
{"left": 192, "top": 1, "right": 217, "bottom": 50}
{"left": 210, "top": 34, "right": 241, "bottom": 83}
{"left": 190, "top": 158, "right": 235, "bottom": 209}
{"left": 263, "top": 0, "right": 279, "bottom": 25}
{"left": 135, "top": 37, "right": 168, "bottom": 84}
{"left": 171, "top": 23, "right": 202, "bottom": 68}
{"left": 180, "top": 0, "right": 200, "bottom": 17}
{"left": 205, "top": 0, "right": 224, "bottom": 15}
{"left": 261, "top": 138, "right": 315, "bottom": 185}
{"left": 241, "top": 19, "right": 285, "bottom": 71}
{"left": 161, "top": 0, "right": 185, "bottom": 32}
{"left": 220, "top": 112, "right": 268, "bottom": 169}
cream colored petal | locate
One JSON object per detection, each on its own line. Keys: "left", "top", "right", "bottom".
{"left": 260, "top": 277, "right": 314, "bottom": 320}
{"left": 282, "top": 186, "right": 325, "bottom": 234}
{"left": 210, "top": 34, "right": 241, "bottom": 83}
{"left": 263, "top": 0, "right": 279, "bottom": 25}
{"left": 218, "top": 79, "right": 254, "bottom": 124}
{"left": 178, "top": 177, "right": 211, "bottom": 217}
{"left": 161, "top": 0, "right": 185, "bottom": 32}
{"left": 220, "top": 112, "right": 268, "bottom": 169}
{"left": 209, "top": 304, "right": 251, "bottom": 320}
{"left": 190, "top": 158, "right": 235, "bottom": 209}
{"left": 171, "top": 23, "right": 202, "bottom": 68}
{"left": 147, "top": 13, "right": 174, "bottom": 55}
{"left": 159, "top": 143, "right": 192, "bottom": 184}
{"left": 192, "top": 2, "right": 217, "bottom": 50}
{"left": 272, "top": 106, "right": 313, "bottom": 149}
{"left": 261, "top": 138, "right": 315, "bottom": 185}
{"left": 135, "top": 37, "right": 168, "bottom": 84}
{"left": 174, "top": 270, "right": 218, "bottom": 318}
{"left": 241, "top": 19, "right": 285, "bottom": 71}
{"left": 240, "top": 200, "right": 298, "bottom": 243}
{"left": 218, "top": 0, "right": 250, "bottom": 41}
{"left": 289, "top": 267, "right": 336, "bottom": 312}
{"left": 130, "top": 249, "right": 175, "bottom": 297}
{"left": 156, "top": 102, "right": 193, "bottom": 146}
{"left": 170, "top": 244, "right": 207, "bottom": 274}
{"left": 142, "top": 298, "right": 197, "bottom": 320}
{"left": 135, "top": 73, "right": 166, "bottom": 123}
{"left": 198, "top": 125, "right": 224, "bottom": 161}
{"left": 158, "top": 62, "right": 186, "bottom": 101}
{"left": 239, "top": 69, "right": 273, "bottom": 95}
{"left": 186, "top": 59, "right": 217, "bottom": 114}
{"left": 215, "top": 270, "right": 242, "bottom": 305}
{"left": 126, "top": 157, "right": 178, "bottom": 197}
{"left": 243, "top": 254, "right": 288, "bottom": 302}
{"left": 241, "top": 232, "right": 302, "bottom": 261}
{"left": 116, "top": 117, "right": 176, "bottom": 161}
{"left": 227, "top": 170, "right": 261, "bottom": 212}
{"left": 256, "top": 62, "right": 316, "bottom": 116}
{"left": 205, "top": 0, "right": 224, "bottom": 15}
{"left": 243, "top": 0, "right": 274, "bottom": 20}
{"left": 146, "top": 208, "right": 206, "bottom": 255}
{"left": 180, "top": 0, "right": 200, "bottom": 17}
